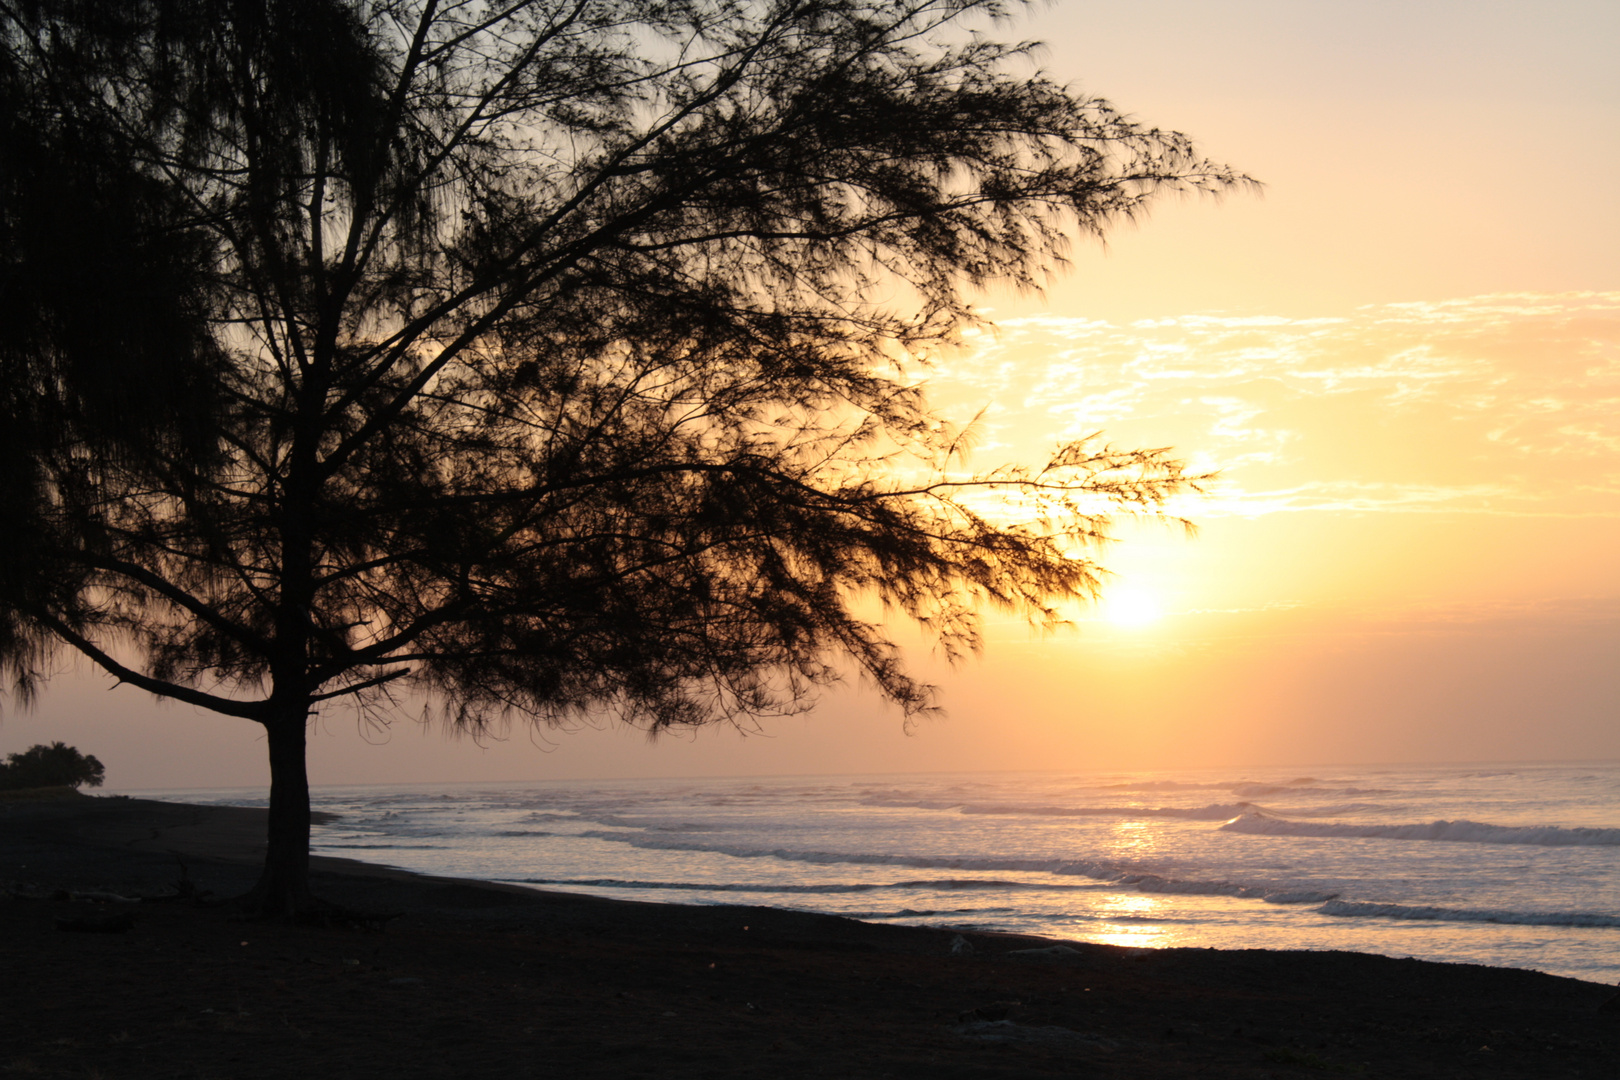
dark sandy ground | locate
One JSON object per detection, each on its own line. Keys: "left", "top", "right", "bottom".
{"left": 3, "top": 790, "right": 1618, "bottom": 1078}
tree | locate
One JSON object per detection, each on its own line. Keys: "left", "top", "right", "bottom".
{"left": 1, "top": 0, "right": 1245, "bottom": 913}
{"left": 1, "top": 0, "right": 228, "bottom": 702}
{"left": 0, "top": 741, "right": 106, "bottom": 790}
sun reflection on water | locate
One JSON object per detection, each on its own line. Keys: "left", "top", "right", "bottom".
{"left": 1086, "top": 893, "right": 1181, "bottom": 949}
{"left": 1107, "top": 819, "right": 1157, "bottom": 857}
{"left": 1072, "top": 819, "right": 1192, "bottom": 950}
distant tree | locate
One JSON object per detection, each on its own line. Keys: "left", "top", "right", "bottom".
{"left": 0, "top": 741, "right": 106, "bottom": 790}
{"left": 0, "top": 0, "right": 1245, "bottom": 913}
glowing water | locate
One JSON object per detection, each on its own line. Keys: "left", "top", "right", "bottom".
{"left": 155, "top": 763, "right": 1620, "bottom": 982}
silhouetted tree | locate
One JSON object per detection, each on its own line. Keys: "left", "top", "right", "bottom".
{"left": 0, "top": 741, "right": 106, "bottom": 790}
{"left": 1, "top": 0, "right": 228, "bottom": 698}
{"left": 1, "top": 0, "right": 1245, "bottom": 913}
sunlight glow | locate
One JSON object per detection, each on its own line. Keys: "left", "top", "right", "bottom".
{"left": 1104, "top": 586, "right": 1164, "bottom": 627}
{"left": 1087, "top": 893, "right": 1178, "bottom": 950}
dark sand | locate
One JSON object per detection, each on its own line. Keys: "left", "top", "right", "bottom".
{"left": 4, "top": 792, "right": 1617, "bottom": 1078}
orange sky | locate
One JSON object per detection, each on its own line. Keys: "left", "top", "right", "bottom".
{"left": 9, "top": 0, "right": 1619, "bottom": 788}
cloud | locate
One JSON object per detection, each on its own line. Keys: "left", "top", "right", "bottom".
{"left": 1192, "top": 480, "right": 1615, "bottom": 519}
{"left": 929, "top": 292, "right": 1620, "bottom": 517}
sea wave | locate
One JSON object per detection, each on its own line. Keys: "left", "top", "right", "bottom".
{"left": 855, "top": 796, "right": 969, "bottom": 811}
{"left": 513, "top": 876, "right": 1231, "bottom": 926}
{"left": 574, "top": 831, "right": 1338, "bottom": 904}
{"left": 1318, "top": 900, "right": 1620, "bottom": 929}
{"left": 1111, "top": 872, "right": 1337, "bottom": 904}
{"left": 314, "top": 842, "right": 448, "bottom": 850}
{"left": 1097, "top": 778, "right": 1391, "bottom": 797}
{"left": 516, "top": 809, "right": 718, "bottom": 831}
{"left": 1219, "top": 811, "right": 1620, "bottom": 846}
{"left": 511, "top": 876, "right": 1107, "bottom": 896}
{"left": 1098, "top": 778, "right": 1318, "bottom": 791}
{"left": 1265, "top": 802, "right": 1388, "bottom": 818}
{"left": 956, "top": 802, "right": 1264, "bottom": 820}
{"left": 1228, "top": 783, "right": 1390, "bottom": 798}
{"left": 844, "top": 908, "right": 1009, "bottom": 920}
{"left": 576, "top": 833, "right": 1106, "bottom": 876}
{"left": 858, "top": 798, "right": 1273, "bottom": 820}
{"left": 828, "top": 796, "right": 1402, "bottom": 823}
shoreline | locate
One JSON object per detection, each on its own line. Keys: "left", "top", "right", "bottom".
{"left": 4, "top": 793, "right": 1618, "bottom": 1077}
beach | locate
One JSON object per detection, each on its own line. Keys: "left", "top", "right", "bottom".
{"left": 3, "top": 792, "right": 1618, "bottom": 1078}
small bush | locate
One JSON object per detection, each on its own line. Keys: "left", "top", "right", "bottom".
{"left": 0, "top": 742, "right": 106, "bottom": 790}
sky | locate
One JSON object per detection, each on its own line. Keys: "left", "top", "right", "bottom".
{"left": 6, "top": 0, "right": 1618, "bottom": 789}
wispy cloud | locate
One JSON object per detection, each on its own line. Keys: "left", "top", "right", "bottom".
{"left": 931, "top": 293, "right": 1620, "bottom": 517}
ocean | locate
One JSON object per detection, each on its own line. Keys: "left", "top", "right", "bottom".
{"left": 150, "top": 763, "right": 1620, "bottom": 983}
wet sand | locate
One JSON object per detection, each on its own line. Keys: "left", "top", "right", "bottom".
{"left": 3, "top": 791, "right": 1617, "bottom": 1078}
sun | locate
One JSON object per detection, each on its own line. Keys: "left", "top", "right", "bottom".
{"left": 1103, "top": 586, "right": 1164, "bottom": 627}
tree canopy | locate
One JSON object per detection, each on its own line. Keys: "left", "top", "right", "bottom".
{"left": 0, "top": 0, "right": 1244, "bottom": 911}
{"left": 0, "top": 741, "right": 106, "bottom": 790}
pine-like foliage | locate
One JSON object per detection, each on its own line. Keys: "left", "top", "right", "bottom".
{"left": 1, "top": 1, "right": 1243, "bottom": 906}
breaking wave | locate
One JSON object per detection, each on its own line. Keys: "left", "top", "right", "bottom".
{"left": 945, "top": 800, "right": 1389, "bottom": 821}
{"left": 955, "top": 801, "right": 1263, "bottom": 820}
{"left": 315, "top": 842, "right": 449, "bottom": 850}
{"left": 1219, "top": 812, "right": 1620, "bottom": 846}
{"left": 574, "top": 831, "right": 1337, "bottom": 904}
{"left": 858, "top": 798, "right": 1286, "bottom": 821}
{"left": 1096, "top": 778, "right": 1392, "bottom": 797}
{"left": 1318, "top": 900, "right": 1620, "bottom": 929}
{"left": 512, "top": 876, "right": 1104, "bottom": 896}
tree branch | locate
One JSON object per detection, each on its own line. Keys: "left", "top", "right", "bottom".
{"left": 31, "top": 613, "right": 270, "bottom": 721}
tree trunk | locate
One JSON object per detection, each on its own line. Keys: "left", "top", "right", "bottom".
{"left": 251, "top": 700, "right": 313, "bottom": 915}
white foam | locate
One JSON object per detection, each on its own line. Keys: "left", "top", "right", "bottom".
{"left": 514, "top": 876, "right": 1108, "bottom": 896}
{"left": 1114, "top": 872, "right": 1337, "bottom": 904}
{"left": 1318, "top": 900, "right": 1620, "bottom": 929}
{"left": 1096, "top": 778, "right": 1391, "bottom": 798}
{"left": 577, "top": 829, "right": 1113, "bottom": 877}
{"left": 954, "top": 801, "right": 1262, "bottom": 821}
{"left": 575, "top": 831, "right": 1336, "bottom": 904}
{"left": 872, "top": 798, "right": 1389, "bottom": 821}
{"left": 1219, "top": 811, "right": 1620, "bottom": 846}
{"left": 1264, "top": 802, "right": 1389, "bottom": 819}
